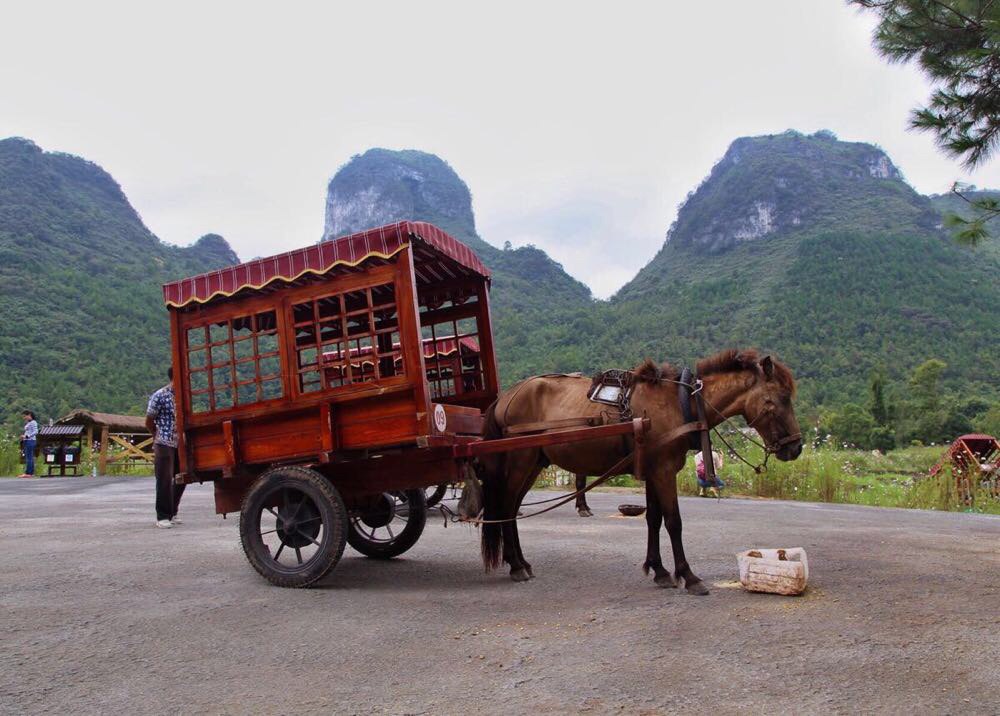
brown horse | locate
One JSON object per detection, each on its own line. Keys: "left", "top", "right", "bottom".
{"left": 478, "top": 349, "right": 802, "bottom": 594}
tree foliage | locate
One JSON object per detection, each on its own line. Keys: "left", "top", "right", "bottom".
{"left": 850, "top": 0, "right": 1000, "bottom": 243}
{"left": 851, "top": 0, "right": 1000, "bottom": 168}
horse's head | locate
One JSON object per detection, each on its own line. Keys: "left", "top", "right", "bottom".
{"left": 739, "top": 354, "right": 802, "bottom": 461}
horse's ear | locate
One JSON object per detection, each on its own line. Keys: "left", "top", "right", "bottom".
{"left": 761, "top": 355, "right": 775, "bottom": 379}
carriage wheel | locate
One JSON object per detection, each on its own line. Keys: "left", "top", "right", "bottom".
{"left": 424, "top": 483, "right": 449, "bottom": 508}
{"left": 347, "top": 489, "right": 427, "bottom": 559}
{"left": 239, "top": 465, "right": 347, "bottom": 588}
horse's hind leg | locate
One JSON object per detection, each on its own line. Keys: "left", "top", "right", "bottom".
{"left": 503, "top": 452, "right": 542, "bottom": 582}
{"left": 642, "top": 484, "right": 675, "bottom": 588}
{"left": 575, "top": 474, "right": 593, "bottom": 517}
{"left": 510, "top": 458, "right": 543, "bottom": 581}
{"left": 501, "top": 521, "right": 530, "bottom": 582}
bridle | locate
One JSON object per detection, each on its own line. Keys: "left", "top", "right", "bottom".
{"left": 665, "top": 369, "right": 802, "bottom": 475}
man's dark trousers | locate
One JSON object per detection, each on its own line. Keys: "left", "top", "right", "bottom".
{"left": 154, "top": 443, "right": 185, "bottom": 521}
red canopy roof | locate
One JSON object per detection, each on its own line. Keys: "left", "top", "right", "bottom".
{"left": 163, "top": 221, "right": 489, "bottom": 308}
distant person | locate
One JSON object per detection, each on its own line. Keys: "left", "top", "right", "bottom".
{"left": 146, "top": 367, "right": 185, "bottom": 528}
{"left": 695, "top": 449, "right": 725, "bottom": 498}
{"left": 19, "top": 410, "right": 38, "bottom": 478}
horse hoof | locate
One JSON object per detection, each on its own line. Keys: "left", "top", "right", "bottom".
{"left": 510, "top": 568, "right": 531, "bottom": 582}
{"left": 578, "top": 509, "right": 593, "bottom": 518}
{"left": 654, "top": 573, "right": 677, "bottom": 588}
{"left": 685, "top": 580, "right": 710, "bottom": 596}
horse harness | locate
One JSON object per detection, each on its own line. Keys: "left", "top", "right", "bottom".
{"left": 456, "top": 366, "right": 784, "bottom": 525}
{"left": 502, "top": 367, "right": 722, "bottom": 484}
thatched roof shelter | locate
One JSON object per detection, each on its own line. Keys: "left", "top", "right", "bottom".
{"left": 56, "top": 409, "right": 149, "bottom": 434}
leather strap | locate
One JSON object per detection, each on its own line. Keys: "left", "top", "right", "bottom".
{"left": 694, "top": 390, "right": 717, "bottom": 485}
{"left": 663, "top": 420, "right": 706, "bottom": 446}
{"left": 678, "top": 368, "right": 701, "bottom": 451}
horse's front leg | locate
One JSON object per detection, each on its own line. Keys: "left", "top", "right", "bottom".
{"left": 642, "top": 484, "right": 675, "bottom": 588}
{"left": 651, "top": 468, "right": 709, "bottom": 595}
{"left": 575, "top": 474, "right": 593, "bottom": 517}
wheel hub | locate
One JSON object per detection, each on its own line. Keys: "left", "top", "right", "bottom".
{"left": 360, "top": 493, "right": 396, "bottom": 529}
{"left": 277, "top": 501, "right": 321, "bottom": 548}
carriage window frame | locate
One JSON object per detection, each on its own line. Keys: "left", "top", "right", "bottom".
{"left": 185, "top": 310, "right": 284, "bottom": 414}
{"left": 418, "top": 287, "right": 485, "bottom": 401}
{"left": 290, "top": 280, "right": 406, "bottom": 397}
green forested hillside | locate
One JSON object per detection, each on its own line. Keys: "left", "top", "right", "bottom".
{"left": 1, "top": 133, "right": 997, "bottom": 441}
{"left": 595, "top": 131, "right": 1000, "bottom": 420}
{"left": 0, "top": 138, "right": 238, "bottom": 426}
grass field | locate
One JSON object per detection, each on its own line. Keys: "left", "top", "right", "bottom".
{"left": 539, "top": 436, "right": 1000, "bottom": 515}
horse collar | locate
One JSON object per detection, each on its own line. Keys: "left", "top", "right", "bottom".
{"left": 678, "top": 368, "right": 702, "bottom": 451}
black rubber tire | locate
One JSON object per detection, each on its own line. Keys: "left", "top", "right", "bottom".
{"left": 347, "top": 489, "right": 427, "bottom": 559}
{"left": 424, "top": 483, "right": 449, "bottom": 508}
{"left": 239, "top": 465, "right": 347, "bottom": 588}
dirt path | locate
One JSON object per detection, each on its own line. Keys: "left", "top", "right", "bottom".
{"left": 2, "top": 477, "right": 999, "bottom": 715}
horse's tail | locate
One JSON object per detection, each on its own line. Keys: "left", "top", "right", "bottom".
{"left": 480, "top": 399, "right": 505, "bottom": 572}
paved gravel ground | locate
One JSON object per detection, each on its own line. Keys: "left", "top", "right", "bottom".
{"left": 2, "top": 477, "right": 999, "bottom": 715}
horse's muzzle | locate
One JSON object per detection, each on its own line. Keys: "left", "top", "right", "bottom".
{"left": 775, "top": 439, "right": 803, "bottom": 461}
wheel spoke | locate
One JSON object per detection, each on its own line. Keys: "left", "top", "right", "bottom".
{"left": 260, "top": 527, "right": 279, "bottom": 536}
{"left": 295, "top": 529, "right": 321, "bottom": 547}
{"left": 265, "top": 507, "right": 280, "bottom": 519}
{"left": 386, "top": 524, "right": 395, "bottom": 539}
{"left": 274, "top": 542, "right": 285, "bottom": 561}
{"left": 295, "top": 547, "right": 303, "bottom": 565}
{"left": 289, "top": 498, "right": 305, "bottom": 522}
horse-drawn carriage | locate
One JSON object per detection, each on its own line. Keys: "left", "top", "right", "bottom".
{"left": 163, "top": 221, "right": 648, "bottom": 587}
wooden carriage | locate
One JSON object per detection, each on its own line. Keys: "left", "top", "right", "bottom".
{"left": 164, "top": 221, "right": 645, "bottom": 587}
{"left": 929, "top": 433, "right": 1000, "bottom": 501}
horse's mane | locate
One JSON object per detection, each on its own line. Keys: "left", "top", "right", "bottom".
{"left": 697, "top": 348, "right": 796, "bottom": 395}
{"left": 631, "top": 349, "right": 796, "bottom": 395}
{"left": 631, "top": 359, "right": 680, "bottom": 384}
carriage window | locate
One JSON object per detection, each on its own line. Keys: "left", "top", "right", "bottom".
{"left": 185, "top": 309, "right": 284, "bottom": 412}
{"left": 422, "top": 316, "right": 484, "bottom": 399}
{"left": 292, "top": 282, "right": 403, "bottom": 395}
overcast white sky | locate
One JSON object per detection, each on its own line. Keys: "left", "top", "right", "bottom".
{"left": 3, "top": 1, "right": 998, "bottom": 297}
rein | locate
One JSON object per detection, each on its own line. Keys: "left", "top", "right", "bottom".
{"left": 440, "top": 450, "right": 637, "bottom": 526}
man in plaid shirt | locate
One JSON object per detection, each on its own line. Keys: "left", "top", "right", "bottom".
{"left": 146, "top": 367, "right": 185, "bottom": 528}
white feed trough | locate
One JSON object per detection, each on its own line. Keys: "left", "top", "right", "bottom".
{"left": 736, "top": 548, "right": 809, "bottom": 596}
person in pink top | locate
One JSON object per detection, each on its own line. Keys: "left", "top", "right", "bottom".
{"left": 695, "top": 449, "right": 725, "bottom": 498}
